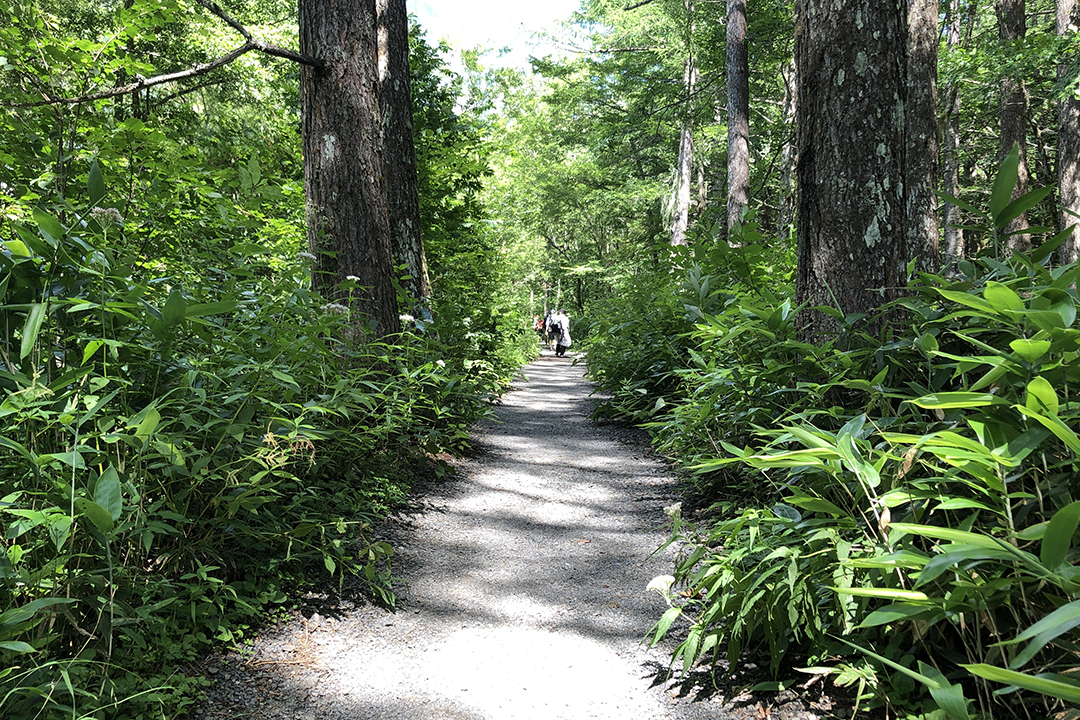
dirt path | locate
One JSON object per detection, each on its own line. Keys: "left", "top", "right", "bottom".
{"left": 193, "top": 352, "right": 829, "bottom": 720}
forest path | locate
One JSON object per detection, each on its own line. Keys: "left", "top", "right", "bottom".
{"left": 194, "top": 351, "right": 814, "bottom": 720}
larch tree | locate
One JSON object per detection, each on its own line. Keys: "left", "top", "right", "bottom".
{"left": 1059, "top": 0, "right": 1080, "bottom": 263}
{"left": 299, "top": 0, "right": 401, "bottom": 336}
{"left": 377, "top": 0, "right": 431, "bottom": 306}
{"left": 794, "top": 0, "right": 940, "bottom": 338}
{"left": 997, "top": 0, "right": 1031, "bottom": 252}
{"left": 727, "top": 0, "right": 751, "bottom": 232}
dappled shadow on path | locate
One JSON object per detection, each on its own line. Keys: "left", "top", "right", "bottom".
{"left": 193, "top": 350, "right": 746, "bottom": 720}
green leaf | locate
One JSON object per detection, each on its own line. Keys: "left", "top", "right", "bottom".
{"left": 0, "top": 641, "right": 36, "bottom": 653}
{"left": 889, "top": 523, "right": 1002, "bottom": 550}
{"left": 75, "top": 497, "right": 114, "bottom": 533}
{"left": 858, "top": 603, "right": 937, "bottom": 628}
{"left": 839, "top": 639, "right": 970, "bottom": 720}
{"left": 32, "top": 208, "right": 65, "bottom": 244}
{"left": 20, "top": 302, "right": 48, "bottom": 360}
{"left": 990, "top": 145, "right": 1020, "bottom": 222}
{"left": 910, "top": 392, "right": 1006, "bottom": 409}
{"left": 323, "top": 555, "right": 336, "bottom": 576}
{"left": 94, "top": 466, "right": 122, "bottom": 522}
{"left": 1011, "top": 339, "right": 1051, "bottom": 364}
{"left": 1015, "top": 406, "right": 1080, "bottom": 453}
{"left": 649, "top": 606, "right": 683, "bottom": 648}
{"left": 934, "top": 288, "right": 995, "bottom": 315}
{"left": 996, "top": 187, "right": 1053, "bottom": 230}
{"left": 88, "top": 160, "right": 106, "bottom": 206}
{"left": 1025, "top": 377, "right": 1059, "bottom": 416}
{"left": 962, "top": 664, "right": 1080, "bottom": 704}
{"left": 830, "top": 586, "right": 931, "bottom": 601}
{"left": 1008, "top": 599, "right": 1080, "bottom": 668}
{"left": 1041, "top": 501, "right": 1080, "bottom": 570}
{"left": 162, "top": 288, "right": 186, "bottom": 327}
{"left": 185, "top": 299, "right": 238, "bottom": 317}
{"left": 132, "top": 406, "right": 161, "bottom": 442}
{"left": 984, "top": 282, "right": 1024, "bottom": 313}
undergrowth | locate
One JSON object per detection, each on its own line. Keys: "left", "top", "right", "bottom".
{"left": 588, "top": 157, "right": 1080, "bottom": 719}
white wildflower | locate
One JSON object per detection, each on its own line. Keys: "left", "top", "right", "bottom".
{"left": 436, "top": 359, "right": 445, "bottom": 368}
{"left": 663, "top": 502, "right": 682, "bottom": 519}
{"left": 399, "top": 314, "right": 415, "bottom": 323}
{"left": 321, "top": 302, "right": 349, "bottom": 316}
{"left": 90, "top": 206, "right": 123, "bottom": 225}
{"left": 297, "top": 252, "right": 318, "bottom": 262}
{"left": 646, "top": 575, "right": 676, "bottom": 597}
{"left": 345, "top": 275, "right": 361, "bottom": 282}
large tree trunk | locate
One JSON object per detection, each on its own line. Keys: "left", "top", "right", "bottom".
{"left": 1059, "top": 0, "right": 1080, "bottom": 264}
{"left": 998, "top": 0, "right": 1031, "bottom": 253}
{"left": 942, "top": 0, "right": 965, "bottom": 265}
{"left": 377, "top": 0, "right": 431, "bottom": 305}
{"left": 795, "top": 0, "right": 939, "bottom": 339}
{"left": 726, "top": 0, "right": 750, "bottom": 233}
{"left": 300, "top": 0, "right": 400, "bottom": 336}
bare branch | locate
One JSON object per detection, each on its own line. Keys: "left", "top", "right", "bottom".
{"left": 3, "top": 0, "right": 321, "bottom": 108}
{"left": 6, "top": 43, "right": 255, "bottom": 107}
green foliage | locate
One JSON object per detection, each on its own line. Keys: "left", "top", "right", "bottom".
{"left": 597, "top": 165, "right": 1080, "bottom": 718}
{"left": 0, "top": 8, "right": 529, "bottom": 719}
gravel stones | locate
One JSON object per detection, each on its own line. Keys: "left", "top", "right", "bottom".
{"left": 192, "top": 352, "right": 837, "bottom": 720}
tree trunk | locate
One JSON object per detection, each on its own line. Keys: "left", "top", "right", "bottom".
{"left": 777, "top": 59, "right": 797, "bottom": 238}
{"left": 671, "top": 60, "right": 695, "bottom": 246}
{"left": 795, "top": 0, "right": 939, "bottom": 339}
{"left": 377, "top": 0, "right": 431, "bottom": 305}
{"left": 726, "top": 0, "right": 750, "bottom": 233}
{"left": 670, "top": 0, "right": 696, "bottom": 246}
{"left": 998, "top": 0, "right": 1031, "bottom": 253}
{"left": 943, "top": 0, "right": 965, "bottom": 265}
{"left": 1059, "top": 0, "right": 1080, "bottom": 264}
{"left": 300, "top": 0, "right": 400, "bottom": 336}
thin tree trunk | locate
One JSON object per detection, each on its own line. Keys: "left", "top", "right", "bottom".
{"left": 670, "top": 0, "right": 696, "bottom": 246}
{"left": 778, "top": 59, "right": 797, "bottom": 238}
{"left": 1059, "top": 0, "right": 1080, "bottom": 263}
{"left": 795, "top": 0, "right": 939, "bottom": 339}
{"left": 727, "top": 0, "right": 750, "bottom": 233}
{"left": 943, "top": 0, "right": 965, "bottom": 265}
{"left": 671, "top": 62, "right": 695, "bottom": 246}
{"left": 998, "top": 0, "right": 1031, "bottom": 253}
{"left": 377, "top": 0, "right": 431, "bottom": 305}
{"left": 300, "top": 0, "right": 400, "bottom": 336}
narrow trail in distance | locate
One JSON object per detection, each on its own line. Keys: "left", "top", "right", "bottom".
{"left": 194, "top": 351, "right": 830, "bottom": 720}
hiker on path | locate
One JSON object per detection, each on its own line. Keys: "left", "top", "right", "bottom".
{"left": 551, "top": 308, "right": 572, "bottom": 357}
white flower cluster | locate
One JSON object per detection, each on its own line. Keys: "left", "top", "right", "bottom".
{"left": 297, "top": 252, "right": 318, "bottom": 262}
{"left": 90, "top": 206, "right": 123, "bottom": 225}
{"left": 321, "top": 302, "right": 350, "bottom": 316}
{"left": 399, "top": 314, "right": 415, "bottom": 323}
{"left": 663, "top": 502, "right": 682, "bottom": 519}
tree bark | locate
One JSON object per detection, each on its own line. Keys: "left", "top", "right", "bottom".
{"left": 795, "top": 0, "right": 939, "bottom": 339}
{"left": 1059, "top": 0, "right": 1080, "bottom": 264}
{"left": 300, "top": 0, "right": 400, "bottom": 336}
{"left": 998, "top": 0, "right": 1031, "bottom": 253}
{"left": 671, "top": 59, "right": 695, "bottom": 246}
{"left": 377, "top": 0, "right": 431, "bottom": 305}
{"left": 943, "top": 0, "right": 965, "bottom": 265}
{"left": 670, "top": 0, "right": 696, "bottom": 246}
{"left": 777, "top": 60, "right": 797, "bottom": 238}
{"left": 726, "top": 0, "right": 751, "bottom": 233}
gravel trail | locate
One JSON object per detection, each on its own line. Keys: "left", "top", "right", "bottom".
{"left": 194, "top": 352, "right": 832, "bottom": 720}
